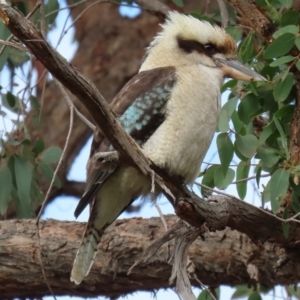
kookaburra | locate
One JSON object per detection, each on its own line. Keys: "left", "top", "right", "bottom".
{"left": 71, "top": 12, "right": 265, "bottom": 284}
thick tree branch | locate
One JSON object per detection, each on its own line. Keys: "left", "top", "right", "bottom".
{"left": 224, "top": 0, "right": 275, "bottom": 41}
{"left": 1, "top": 217, "right": 300, "bottom": 299}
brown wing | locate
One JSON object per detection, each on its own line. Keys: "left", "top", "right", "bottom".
{"left": 74, "top": 67, "right": 176, "bottom": 218}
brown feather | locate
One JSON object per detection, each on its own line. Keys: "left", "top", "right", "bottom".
{"left": 74, "top": 67, "right": 176, "bottom": 218}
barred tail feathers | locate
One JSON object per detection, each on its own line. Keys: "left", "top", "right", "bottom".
{"left": 70, "top": 226, "right": 104, "bottom": 285}
{"left": 70, "top": 167, "right": 150, "bottom": 284}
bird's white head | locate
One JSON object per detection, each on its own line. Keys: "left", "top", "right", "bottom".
{"left": 140, "top": 12, "right": 265, "bottom": 82}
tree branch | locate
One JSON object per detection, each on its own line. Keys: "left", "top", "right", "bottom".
{"left": 1, "top": 217, "right": 300, "bottom": 299}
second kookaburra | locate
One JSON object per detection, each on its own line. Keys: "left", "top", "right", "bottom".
{"left": 71, "top": 12, "right": 265, "bottom": 284}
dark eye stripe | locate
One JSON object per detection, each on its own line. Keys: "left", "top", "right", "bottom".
{"left": 177, "top": 37, "right": 226, "bottom": 56}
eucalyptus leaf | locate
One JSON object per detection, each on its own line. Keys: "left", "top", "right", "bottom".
{"left": 235, "top": 134, "right": 259, "bottom": 158}
{"left": 248, "top": 292, "right": 262, "bottom": 300}
{"left": 172, "top": 0, "right": 184, "bottom": 7}
{"left": 262, "top": 180, "right": 271, "bottom": 206}
{"left": 236, "top": 161, "right": 250, "bottom": 199}
{"left": 231, "top": 285, "right": 251, "bottom": 299}
{"left": 273, "top": 116, "right": 289, "bottom": 160}
{"left": 198, "top": 289, "right": 216, "bottom": 300}
{"left": 295, "top": 37, "right": 300, "bottom": 50}
{"left": 257, "top": 146, "right": 281, "bottom": 169}
{"left": 217, "top": 109, "right": 229, "bottom": 132}
{"left": 0, "top": 22, "right": 10, "bottom": 70}
{"left": 273, "top": 73, "right": 294, "bottom": 102}
{"left": 41, "top": 146, "right": 62, "bottom": 164}
{"left": 270, "top": 168, "right": 290, "bottom": 213}
{"left": 45, "top": 0, "right": 59, "bottom": 25}
{"left": 32, "top": 139, "right": 45, "bottom": 156}
{"left": 201, "top": 165, "right": 218, "bottom": 196}
{"left": 281, "top": 10, "right": 300, "bottom": 26}
{"left": 258, "top": 123, "right": 275, "bottom": 145}
{"left": 274, "top": 105, "right": 294, "bottom": 119}
{"left": 273, "top": 25, "right": 298, "bottom": 39}
{"left": 231, "top": 111, "right": 245, "bottom": 134}
{"left": 8, "top": 48, "right": 29, "bottom": 67}
{"left": 214, "top": 166, "right": 235, "bottom": 190}
{"left": 269, "top": 55, "right": 294, "bottom": 67}
{"left": 291, "top": 191, "right": 300, "bottom": 213}
{"left": 264, "top": 33, "right": 295, "bottom": 59}
{"left": 226, "top": 26, "right": 243, "bottom": 41}
{"left": 6, "top": 91, "right": 16, "bottom": 108}
{"left": 0, "top": 165, "right": 12, "bottom": 215}
{"left": 221, "top": 96, "right": 238, "bottom": 119}
{"left": 217, "top": 133, "right": 234, "bottom": 175}
{"left": 14, "top": 156, "right": 33, "bottom": 218}
{"left": 239, "top": 31, "right": 254, "bottom": 62}
{"left": 238, "top": 94, "right": 261, "bottom": 125}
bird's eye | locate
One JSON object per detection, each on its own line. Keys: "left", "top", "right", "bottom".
{"left": 204, "top": 43, "right": 217, "bottom": 55}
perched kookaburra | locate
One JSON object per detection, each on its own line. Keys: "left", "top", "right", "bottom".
{"left": 71, "top": 12, "right": 265, "bottom": 284}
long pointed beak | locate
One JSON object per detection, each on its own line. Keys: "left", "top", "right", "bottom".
{"left": 216, "top": 59, "right": 267, "bottom": 82}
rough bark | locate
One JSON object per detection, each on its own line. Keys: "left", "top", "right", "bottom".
{"left": 1, "top": 217, "right": 300, "bottom": 299}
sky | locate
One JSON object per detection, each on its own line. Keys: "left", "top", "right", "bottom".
{"left": 0, "top": 1, "right": 289, "bottom": 300}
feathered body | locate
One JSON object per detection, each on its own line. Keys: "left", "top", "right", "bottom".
{"left": 71, "top": 12, "right": 265, "bottom": 284}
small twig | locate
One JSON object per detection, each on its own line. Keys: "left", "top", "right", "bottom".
{"left": 57, "top": 85, "right": 95, "bottom": 130}
{"left": 192, "top": 275, "right": 217, "bottom": 300}
{"left": 36, "top": 80, "right": 75, "bottom": 222}
{"left": 231, "top": 173, "right": 269, "bottom": 184}
{"left": 154, "top": 200, "right": 168, "bottom": 232}
{"left": 73, "top": 105, "right": 95, "bottom": 130}
{"left": 216, "top": 0, "right": 229, "bottom": 28}
{"left": 61, "top": 0, "right": 110, "bottom": 36}
{"left": 0, "top": 39, "right": 27, "bottom": 51}
{"left": 93, "top": 150, "right": 119, "bottom": 162}
{"left": 35, "top": 223, "right": 57, "bottom": 300}
{"left": 202, "top": 161, "right": 259, "bottom": 167}
{"left": 151, "top": 170, "right": 155, "bottom": 193}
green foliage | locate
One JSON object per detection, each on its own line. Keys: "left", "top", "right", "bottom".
{"left": 273, "top": 72, "right": 294, "bottom": 102}
{"left": 269, "top": 168, "right": 290, "bottom": 212}
{"left": 235, "top": 134, "right": 259, "bottom": 158}
{"left": 198, "top": 288, "right": 219, "bottom": 300}
{"left": 264, "top": 33, "right": 295, "bottom": 59}
{"left": 40, "top": 146, "right": 62, "bottom": 164}
{"left": 236, "top": 161, "right": 250, "bottom": 199}
{"left": 0, "top": 164, "right": 12, "bottom": 215}
{"left": 214, "top": 166, "right": 235, "bottom": 189}
{"left": 217, "top": 133, "right": 234, "bottom": 175}
{"left": 282, "top": 207, "right": 290, "bottom": 238}
{"left": 172, "top": 0, "right": 184, "bottom": 7}
{"left": 0, "top": 135, "right": 62, "bottom": 217}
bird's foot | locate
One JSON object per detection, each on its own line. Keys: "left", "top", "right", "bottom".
{"left": 93, "top": 150, "right": 119, "bottom": 163}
